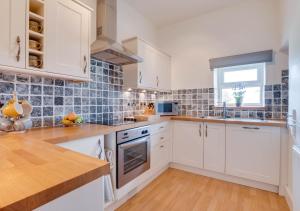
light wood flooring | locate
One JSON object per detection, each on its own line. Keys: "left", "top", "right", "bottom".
{"left": 117, "top": 168, "right": 289, "bottom": 211}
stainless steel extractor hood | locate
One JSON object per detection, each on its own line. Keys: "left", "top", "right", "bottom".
{"left": 91, "top": 0, "right": 142, "bottom": 65}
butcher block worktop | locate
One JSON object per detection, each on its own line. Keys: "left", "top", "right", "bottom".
{"left": 0, "top": 125, "right": 112, "bottom": 211}
{"left": 171, "top": 116, "right": 287, "bottom": 127}
{"left": 0, "top": 116, "right": 286, "bottom": 210}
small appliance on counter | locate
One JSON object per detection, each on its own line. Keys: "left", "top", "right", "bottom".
{"left": 0, "top": 92, "right": 33, "bottom": 133}
{"left": 155, "top": 101, "right": 179, "bottom": 116}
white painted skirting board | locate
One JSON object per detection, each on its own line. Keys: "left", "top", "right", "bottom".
{"left": 170, "top": 163, "right": 279, "bottom": 193}
{"left": 284, "top": 185, "right": 294, "bottom": 211}
{"left": 105, "top": 165, "right": 170, "bottom": 211}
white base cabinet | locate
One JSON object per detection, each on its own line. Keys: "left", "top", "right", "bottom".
{"left": 43, "top": 135, "right": 105, "bottom": 211}
{"left": 151, "top": 122, "right": 172, "bottom": 172}
{"left": 203, "top": 123, "right": 226, "bottom": 173}
{"left": 226, "top": 124, "right": 280, "bottom": 185}
{"left": 173, "top": 121, "right": 203, "bottom": 168}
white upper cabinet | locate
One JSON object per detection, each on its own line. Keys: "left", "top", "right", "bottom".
{"left": 122, "top": 37, "right": 171, "bottom": 91}
{"left": 173, "top": 121, "right": 203, "bottom": 168}
{"left": 45, "top": 0, "right": 90, "bottom": 78}
{"left": 226, "top": 124, "right": 281, "bottom": 185}
{"left": 0, "top": 0, "right": 26, "bottom": 68}
{"left": 203, "top": 123, "right": 226, "bottom": 173}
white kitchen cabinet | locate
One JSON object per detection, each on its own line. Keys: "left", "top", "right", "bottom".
{"left": 203, "top": 123, "right": 226, "bottom": 173}
{"left": 122, "top": 37, "right": 171, "bottom": 91}
{"left": 51, "top": 135, "right": 104, "bottom": 211}
{"left": 226, "top": 124, "right": 280, "bottom": 185}
{"left": 173, "top": 121, "right": 203, "bottom": 168}
{"left": 151, "top": 122, "right": 171, "bottom": 172}
{"left": 0, "top": 0, "right": 26, "bottom": 68}
{"left": 45, "top": 0, "right": 91, "bottom": 78}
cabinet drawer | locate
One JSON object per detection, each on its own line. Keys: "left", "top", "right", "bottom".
{"left": 150, "top": 122, "right": 169, "bottom": 135}
{"left": 151, "top": 131, "right": 170, "bottom": 149}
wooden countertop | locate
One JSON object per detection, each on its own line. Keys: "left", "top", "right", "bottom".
{"left": 171, "top": 116, "right": 287, "bottom": 127}
{"left": 0, "top": 115, "right": 286, "bottom": 210}
{"left": 0, "top": 125, "right": 112, "bottom": 211}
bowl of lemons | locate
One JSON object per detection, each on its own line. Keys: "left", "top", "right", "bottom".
{"left": 61, "top": 112, "right": 83, "bottom": 127}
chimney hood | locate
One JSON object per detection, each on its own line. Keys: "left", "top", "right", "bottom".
{"left": 91, "top": 0, "right": 142, "bottom": 66}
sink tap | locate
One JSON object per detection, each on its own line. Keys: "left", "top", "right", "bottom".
{"left": 223, "top": 102, "right": 227, "bottom": 119}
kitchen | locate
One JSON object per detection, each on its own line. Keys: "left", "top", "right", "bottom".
{"left": 0, "top": 0, "right": 298, "bottom": 211}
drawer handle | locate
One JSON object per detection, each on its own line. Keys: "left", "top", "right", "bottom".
{"left": 160, "top": 126, "right": 164, "bottom": 129}
{"left": 139, "top": 71, "right": 142, "bottom": 83}
{"left": 160, "top": 145, "right": 164, "bottom": 148}
{"left": 242, "top": 126, "right": 260, "bottom": 130}
{"left": 97, "top": 138, "right": 103, "bottom": 159}
{"left": 16, "top": 36, "right": 21, "bottom": 62}
{"left": 199, "top": 124, "right": 201, "bottom": 137}
{"left": 83, "top": 55, "right": 87, "bottom": 74}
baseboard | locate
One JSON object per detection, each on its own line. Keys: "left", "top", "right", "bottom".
{"left": 284, "top": 185, "right": 293, "bottom": 211}
{"left": 105, "top": 165, "right": 169, "bottom": 211}
{"left": 170, "top": 163, "right": 279, "bottom": 193}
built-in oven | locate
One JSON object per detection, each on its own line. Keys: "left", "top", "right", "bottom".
{"left": 116, "top": 126, "right": 150, "bottom": 188}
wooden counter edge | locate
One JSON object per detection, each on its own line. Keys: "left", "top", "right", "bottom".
{"left": 170, "top": 116, "right": 287, "bottom": 127}
{"left": 1, "top": 163, "right": 110, "bottom": 211}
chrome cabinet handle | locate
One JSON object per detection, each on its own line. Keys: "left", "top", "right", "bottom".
{"left": 156, "top": 76, "right": 159, "bottom": 87}
{"left": 16, "top": 36, "right": 21, "bottom": 62}
{"left": 83, "top": 55, "right": 87, "bottom": 74}
{"left": 160, "top": 137, "right": 164, "bottom": 140}
{"left": 97, "top": 138, "right": 103, "bottom": 159}
{"left": 242, "top": 126, "right": 260, "bottom": 130}
{"left": 160, "top": 145, "right": 164, "bottom": 148}
{"left": 205, "top": 125, "right": 208, "bottom": 137}
{"left": 139, "top": 72, "right": 142, "bottom": 83}
{"left": 199, "top": 124, "right": 202, "bottom": 137}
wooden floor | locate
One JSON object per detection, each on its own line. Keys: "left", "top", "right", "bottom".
{"left": 117, "top": 168, "right": 289, "bottom": 211}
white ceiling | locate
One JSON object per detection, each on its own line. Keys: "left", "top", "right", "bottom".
{"left": 124, "top": 0, "right": 244, "bottom": 28}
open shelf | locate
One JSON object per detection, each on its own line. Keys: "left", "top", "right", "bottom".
{"left": 27, "top": 0, "right": 45, "bottom": 70}
{"left": 29, "top": 0, "right": 44, "bottom": 16}
{"left": 29, "top": 30, "right": 44, "bottom": 40}
{"left": 29, "top": 11, "right": 44, "bottom": 22}
{"left": 29, "top": 49, "right": 44, "bottom": 56}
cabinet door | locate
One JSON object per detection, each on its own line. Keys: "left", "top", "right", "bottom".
{"left": 156, "top": 51, "right": 171, "bottom": 90}
{"left": 45, "top": 0, "right": 90, "bottom": 78}
{"left": 137, "top": 41, "right": 157, "bottom": 89}
{"left": 226, "top": 124, "right": 280, "bottom": 185}
{"left": 173, "top": 121, "right": 203, "bottom": 168}
{"left": 0, "top": 0, "right": 26, "bottom": 68}
{"left": 203, "top": 123, "right": 225, "bottom": 173}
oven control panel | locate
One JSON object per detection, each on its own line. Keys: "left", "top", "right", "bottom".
{"left": 117, "top": 126, "right": 150, "bottom": 144}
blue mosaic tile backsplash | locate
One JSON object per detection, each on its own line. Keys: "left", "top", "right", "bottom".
{"left": 0, "top": 59, "right": 289, "bottom": 128}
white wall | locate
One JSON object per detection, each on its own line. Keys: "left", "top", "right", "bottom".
{"left": 79, "top": 0, "right": 157, "bottom": 44}
{"left": 158, "top": 0, "right": 288, "bottom": 90}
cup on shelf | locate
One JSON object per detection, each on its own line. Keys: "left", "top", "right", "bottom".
{"left": 29, "top": 55, "right": 43, "bottom": 68}
{"left": 29, "top": 40, "right": 42, "bottom": 50}
{"left": 29, "top": 20, "right": 43, "bottom": 33}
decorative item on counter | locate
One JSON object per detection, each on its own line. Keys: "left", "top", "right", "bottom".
{"left": 0, "top": 92, "right": 33, "bottom": 132}
{"left": 61, "top": 112, "right": 83, "bottom": 127}
{"left": 143, "top": 103, "right": 155, "bottom": 115}
{"left": 233, "top": 83, "right": 246, "bottom": 107}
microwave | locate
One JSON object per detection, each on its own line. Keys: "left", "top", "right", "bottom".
{"left": 155, "top": 101, "right": 179, "bottom": 116}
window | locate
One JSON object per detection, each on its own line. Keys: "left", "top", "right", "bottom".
{"left": 214, "top": 63, "right": 265, "bottom": 107}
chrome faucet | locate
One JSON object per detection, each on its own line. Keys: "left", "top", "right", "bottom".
{"left": 223, "top": 102, "right": 228, "bottom": 119}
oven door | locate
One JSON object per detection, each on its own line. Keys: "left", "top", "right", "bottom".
{"left": 117, "top": 136, "right": 150, "bottom": 188}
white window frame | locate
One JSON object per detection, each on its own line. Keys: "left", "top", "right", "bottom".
{"left": 214, "top": 63, "right": 266, "bottom": 107}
